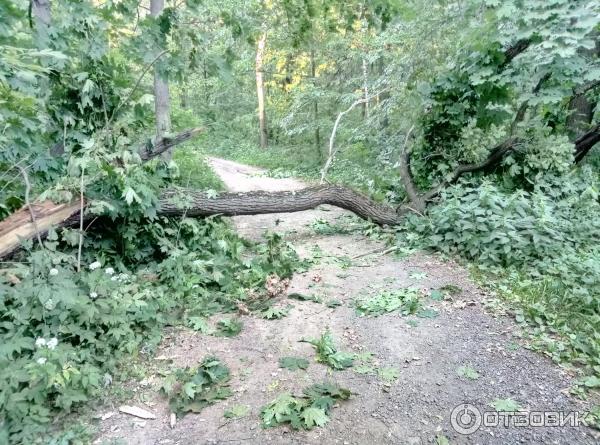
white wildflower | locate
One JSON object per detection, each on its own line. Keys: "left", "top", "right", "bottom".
{"left": 105, "top": 267, "right": 115, "bottom": 275}
{"left": 47, "top": 338, "right": 58, "bottom": 350}
{"left": 89, "top": 292, "right": 98, "bottom": 299}
{"left": 49, "top": 268, "right": 58, "bottom": 276}
{"left": 89, "top": 261, "right": 101, "bottom": 270}
{"left": 35, "top": 337, "right": 46, "bottom": 348}
{"left": 44, "top": 299, "right": 54, "bottom": 310}
{"left": 37, "top": 357, "right": 47, "bottom": 365}
{"left": 111, "top": 276, "right": 117, "bottom": 281}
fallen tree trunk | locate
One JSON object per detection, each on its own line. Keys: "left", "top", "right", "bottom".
{"left": 0, "top": 185, "right": 403, "bottom": 258}
{"left": 160, "top": 185, "right": 404, "bottom": 225}
{"left": 0, "top": 200, "right": 82, "bottom": 258}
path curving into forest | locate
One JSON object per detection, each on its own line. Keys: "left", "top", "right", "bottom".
{"left": 96, "top": 158, "right": 598, "bottom": 445}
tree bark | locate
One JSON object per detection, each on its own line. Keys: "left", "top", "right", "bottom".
{"left": 151, "top": 0, "right": 172, "bottom": 160}
{"left": 31, "top": 0, "right": 51, "bottom": 43}
{"left": 310, "top": 49, "right": 321, "bottom": 152}
{"left": 567, "top": 38, "right": 599, "bottom": 138}
{"left": 138, "top": 127, "right": 204, "bottom": 161}
{"left": 0, "top": 184, "right": 404, "bottom": 258}
{"left": 159, "top": 185, "right": 403, "bottom": 225}
{"left": 361, "top": 58, "right": 369, "bottom": 120}
{"left": 574, "top": 122, "right": 600, "bottom": 162}
{"left": 256, "top": 30, "right": 268, "bottom": 149}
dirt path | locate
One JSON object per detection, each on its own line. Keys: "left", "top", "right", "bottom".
{"left": 97, "top": 158, "right": 597, "bottom": 445}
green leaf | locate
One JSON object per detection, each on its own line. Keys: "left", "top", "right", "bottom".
{"left": 262, "top": 305, "right": 292, "bottom": 320}
{"left": 489, "top": 398, "right": 521, "bottom": 412}
{"left": 215, "top": 319, "right": 243, "bottom": 337}
{"left": 123, "top": 187, "right": 142, "bottom": 205}
{"left": 429, "top": 290, "right": 444, "bottom": 301}
{"left": 582, "top": 376, "right": 600, "bottom": 388}
{"left": 457, "top": 365, "right": 480, "bottom": 380}
{"left": 301, "top": 407, "right": 329, "bottom": 428}
{"left": 187, "top": 317, "right": 213, "bottom": 334}
{"left": 417, "top": 308, "right": 439, "bottom": 318}
{"left": 378, "top": 367, "right": 400, "bottom": 383}
{"left": 224, "top": 404, "right": 249, "bottom": 418}
{"left": 279, "top": 356, "right": 310, "bottom": 371}
{"left": 436, "top": 435, "right": 450, "bottom": 445}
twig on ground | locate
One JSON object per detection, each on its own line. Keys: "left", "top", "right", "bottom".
{"left": 351, "top": 245, "right": 399, "bottom": 260}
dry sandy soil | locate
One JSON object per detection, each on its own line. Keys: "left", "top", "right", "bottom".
{"left": 95, "top": 158, "right": 599, "bottom": 445}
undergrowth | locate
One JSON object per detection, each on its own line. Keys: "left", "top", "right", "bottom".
{"left": 401, "top": 169, "right": 600, "bottom": 386}
{"left": 301, "top": 330, "right": 354, "bottom": 370}
{"left": 0, "top": 212, "right": 300, "bottom": 443}
{"left": 261, "top": 382, "right": 352, "bottom": 430}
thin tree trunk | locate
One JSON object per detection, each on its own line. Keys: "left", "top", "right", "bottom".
{"left": 256, "top": 30, "right": 268, "bottom": 149}
{"left": 361, "top": 58, "right": 369, "bottom": 120}
{"left": 151, "top": 0, "right": 172, "bottom": 160}
{"left": 31, "top": 0, "right": 51, "bottom": 43}
{"left": 567, "top": 38, "right": 599, "bottom": 138}
{"left": 310, "top": 49, "right": 321, "bottom": 153}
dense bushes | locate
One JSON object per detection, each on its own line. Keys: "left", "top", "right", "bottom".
{"left": 0, "top": 217, "right": 299, "bottom": 443}
{"left": 404, "top": 167, "right": 600, "bottom": 377}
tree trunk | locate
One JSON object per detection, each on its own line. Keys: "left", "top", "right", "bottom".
{"left": 31, "top": 0, "right": 51, "bottom": 43}
{"left": 567, "top": 38, "right": 599, "bottom": 138}
{"left": 256, "top": 30, "right": 268, "bottom": 149}
{"left": 151, "top": 0, "right": 172, "bottom": 160}
{"left": 159, "top": 185, "right": 402, "bottom": 225}
{"left": 310, "top": 49, "right": 321, "bottom": 153}
{"left": 0, "top": 184, "right": 403, "bottom": 258}
{"left": 361, "top": 58, "right": 369, "bottom": 120}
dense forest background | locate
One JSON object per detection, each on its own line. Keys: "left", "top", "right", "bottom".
{"left": 1, "top": 0, "right": 600, "bottom": 442}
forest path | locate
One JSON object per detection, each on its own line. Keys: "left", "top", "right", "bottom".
{"left": 97, "top": 158, "right": 597, "bottom": 445}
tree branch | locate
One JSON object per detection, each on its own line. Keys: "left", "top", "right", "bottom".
{"left": 138, "top": 127, "right": 204, "bottom": 161}
{"left": 320, "top": 97, "right": 369, "bottom": 183}
{"left": 396, "top": 125, "right": 425, "bottom": 211}
{"left": 574, "top": 122, "right": 600, "bottom": 162}
{"left": 500, "top": 39, "right": 531, "bottom": 69}
{"left": 422, "top": 137, "right": 520, "bottom": 201}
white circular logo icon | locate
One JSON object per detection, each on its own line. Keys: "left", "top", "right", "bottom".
{"left": 451, "top": 403, "right": 482, "bottom": 435}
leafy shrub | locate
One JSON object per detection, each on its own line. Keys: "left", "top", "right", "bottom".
{"left": 301, "top": 330, "right": 354, "bottom": 370}
{"left": 160, "top": 357, "right": 232, "bottom": 417}
{"left": 261, "top": 382, "right": 351, "bottom": 430}
{"left": 0, "top": 251, "right": 168, "bottom": 442}
{"left": 0, "top": 218, "right": 301, "bottom": 443}
{"left": 404, "top": 168, "right": 600, "bottom": 377}
{"left": 355, "top": 288, "right": 422, "bottom": 316}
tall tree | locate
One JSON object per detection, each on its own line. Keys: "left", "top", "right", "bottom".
{"left": 150, "top": 0, "right": 172, "bottom": 159}
{"left": 255, "top": 29, "right": 268, "bottom": 148}
{"left": 31, "top": 0, "right": 51, "bottom": 42}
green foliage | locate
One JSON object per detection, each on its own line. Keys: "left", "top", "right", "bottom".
{"left": 261, "top": 304, "right": 293, "bottom": 320}
{"left": 278, "top": 356, "right": 310, "bottom": 371}
{"left": 377, "top": 367, "right": 400, "bottom": 383}
{"left": 457, "top": 365, "right": 480, "bottom": 380}
{"left": 355, "top": 288, "right": 422, "bottom": 316}
{"left": 0, "top": 251, "right": 169, "bottom": 442}
{"left": 160, "top": 357, "right": 232, "bottom": 416}
{"left": 405, "top": 168, "right": 600, "bottom": 380}
{"left": 215, "top": 318, "right": 243, "bottom": 337}
{"left": 261, "top": 382, "right": 351, "bottom": 430}
{"left": 489, "top": 398, "right": 522, "bottom": 412}
{"left": 223, "top": 404, "right": 250, "bottom": 419}
{"left": 0, "top": 216, "right": 298, "bottom": 443}
{"left": 301, "top": 330, "right": 354, "bottom": 370}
